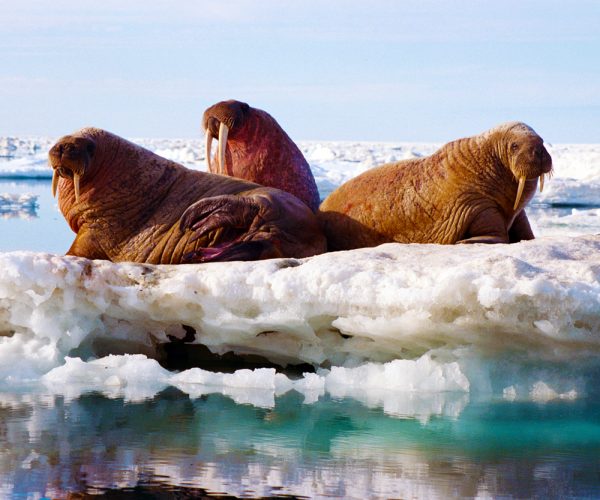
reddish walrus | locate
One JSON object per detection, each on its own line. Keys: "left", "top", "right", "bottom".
{"left": 202, "top": 100, "right": 321, "bottom": 212}
{"left": 319, "top": 122, "right": 553, "bottom": 250}
{"left": 49, "top": 127, "right": 326, "bottom": 264}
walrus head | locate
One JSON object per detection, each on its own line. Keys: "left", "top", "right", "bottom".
{"left": 49, "top": 135, "right": 96, "bottom": 202}
{"left": 488, "top": 122, "right": 553, "bottom": 210}
{"left": 202, "top": 99, "right": 251, "bottom": 174}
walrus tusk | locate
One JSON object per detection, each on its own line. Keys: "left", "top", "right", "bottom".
{"left": 514, "top": 176, "right": 526, "bottom": 210}
{"left": 539, "top": 173, "right": 545, "bottom": 193}
{"left": 51, "top": 170, "right": 59, "bottom": 198}
{"left": 218, "top": 122, "right": 229, "bottom": 175}
{"left": 205, "top": 130, "right": 213, "bottom": 171}
{"left": 74, "top": 173, "right": 81, "bottom": 202}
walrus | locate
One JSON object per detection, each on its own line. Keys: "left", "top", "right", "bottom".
{"left": 49, "top": 127, "right": 326, "bottom": 263}
{"left": 318, "top": 122, "right": 553, "bottom": 249}
{"left": 202, "top": 99, "right": 321, "bottom": 212}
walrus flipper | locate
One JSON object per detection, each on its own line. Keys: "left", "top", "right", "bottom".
{"left": 180, "top": 194, "right": 261, "bottom": 244}
{"left": 508, "top": 210, "right": 535, "bottom": 243}
{"left": 457, "top": 207, "right": 509, "bottom": 244}
{"left": 182, "top": 240, "right": 279, "bottom": 263}
{"left": 179, "top": 194, "right": 285, "bottom": 262}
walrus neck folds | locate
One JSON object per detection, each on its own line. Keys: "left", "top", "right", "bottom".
{"left": 59, "top": 129, "right": 180, "bottom": 234}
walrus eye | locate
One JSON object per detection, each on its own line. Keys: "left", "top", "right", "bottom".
{"left": 511, "top": 142, "right": 519, "bottom": 152}
{"left": 87, "top": 142, "right": 96, "bottom": 157}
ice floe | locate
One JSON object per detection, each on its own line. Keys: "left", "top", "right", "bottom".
{"left": 0, "top": 235, "right": 598, "bottom": 407}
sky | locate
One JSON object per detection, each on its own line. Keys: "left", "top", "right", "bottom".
{"left": 0, "top": 0, "right": 599, "bottom": 143}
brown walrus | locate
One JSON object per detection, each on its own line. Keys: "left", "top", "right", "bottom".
{"left": 319, "top": 122, "right": 553, "bottom": 249}
{"left": 202, "top": 99, "right": 321, "bottom": 212}
{"left": 49, "top": 127, "right": 326, "bottom": 264}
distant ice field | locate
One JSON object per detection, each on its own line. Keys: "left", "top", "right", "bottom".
{"left": 2, "top": 135, "right": 600, "bottom": 236}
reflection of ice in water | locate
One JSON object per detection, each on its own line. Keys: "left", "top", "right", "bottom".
{"left": 0, "top": 193, "right": 39, "bottom": 219}
{"left": 0, "top": 389, "right": 598, "bottom": 500}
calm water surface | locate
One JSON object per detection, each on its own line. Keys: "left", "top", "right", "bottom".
{"left": 1, "top": 179, "right": 600, "bottom": 499}
{"left": 2, "top": 390, "right": 600, "bottom": 499}
{"left": 0, "top": 179, "right": 73, "bottom": 253}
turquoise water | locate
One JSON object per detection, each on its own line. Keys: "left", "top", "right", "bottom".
{"left": 2, "top": 390, "right": 600, "bottom": 498}
{"left": 1, "top": 179, "right": 600, "bottom": 499}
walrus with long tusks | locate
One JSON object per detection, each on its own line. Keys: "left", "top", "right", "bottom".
{"left": 202, "top": 99, "right": 321, "bottom": 212}
{"left": 49, "top": 127, "right": 326, "bottom": 263}
{"left": 318, "top": 122, "right": 553, "bottom": 249}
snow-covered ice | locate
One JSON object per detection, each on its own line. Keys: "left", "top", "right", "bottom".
{"left": 0, "top": 235, "right": 598, "bottom": 410}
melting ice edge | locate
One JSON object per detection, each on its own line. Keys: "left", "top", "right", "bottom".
{"left": 0, "top": 234, "right": 598, "bottom": 416}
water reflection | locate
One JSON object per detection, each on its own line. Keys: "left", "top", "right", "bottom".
{"left": 1, "top": 389, "right": 599, "bottom": 499}
{"left": 0, "top": 193, "right": 39, "bottom": 219}
{"left": 0, "top": 179, "right": 73, "bottom": 252}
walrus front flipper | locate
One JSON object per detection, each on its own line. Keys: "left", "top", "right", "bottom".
{"left": 508, "top": 210, "right": 535, "bottom": 243}
{"left": 457, "top": 235, "right": 508, "bottom": 244}
{"left": 182, "top": 240, "right": 282, "bottom": 263}
{"left": 180, "top": 194, "right": 262, "bottom": 244}
{"left": 179, "top": 194, "right": 285, "bottom": 262}
{"left": 457, "top": 208, "right": 509, "bottom": 244}
{"left": 458, "top": 208, "right": 535, "bottom": 245}
{"left": 179, "top": 188, "right": 325, "bottom": 262}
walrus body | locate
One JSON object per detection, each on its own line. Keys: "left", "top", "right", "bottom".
{"left": 202, "top": 100, "right": 321, "bottom": 212}
{"left": 49, "top": 127, "right": 326, "bottom": 264}
{"left": 319, "top": 122, "right": 553, "bottom": 250}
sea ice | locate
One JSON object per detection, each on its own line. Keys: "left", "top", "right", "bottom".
{"left": 0, "top": 235, "right": 599, "bottom": 407}
{"left": 2, "top": 136, "right": 600, "bottom": 208}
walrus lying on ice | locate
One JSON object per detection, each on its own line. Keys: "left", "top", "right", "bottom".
{"left": 49, "top": 127, "right": 326, "bottom": 263}
{"left": 202, "top": 99, "right": 321, "bottom": 212}
{"left": 319, "top": 122, "right": 553, "bottom": 249}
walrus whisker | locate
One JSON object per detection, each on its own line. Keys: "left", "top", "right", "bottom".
{"left": 539, "top": 173, "right": 544, "bottom": 193}
{"left": 514, "top": 176, "right": 526, "bottom": 210}
{"left": 205, "top": 130, "right": 213, "bottom": 171}
{"left": 218, "top": 122, "right": 229, "bottom": 175}
{"left": 51, "top": 169, "right": 59, "bottom": 198}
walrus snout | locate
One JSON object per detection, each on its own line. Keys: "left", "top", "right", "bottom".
{"left": 50, "top": 137, "right": 96, "bottom": 161}
{"left": 509, "top": 135, "right": 553, "bottom": 210}
{"left": 522, "top": 144, "right": 552, "bottom": 174}
{"left": 49, "top": 136, "right": 96, "bottom": 201}
{"left": 537, "top": 145, "right": 553, "bottom": 174}
{"left": 202, "top": 99, "right": 250, "bottom": 136}
{"left": 202, "top": 100, "right": 250, "bottom": 175}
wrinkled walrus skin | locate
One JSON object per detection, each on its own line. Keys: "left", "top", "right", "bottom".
{"left": 202, "top": 100, "right": 321, "bottom": 212}
{"left": 319, "top": 122, "right": 553, "bottom": 250}
{"left": 49, "top": 127, "right": 326, "bottom": 264}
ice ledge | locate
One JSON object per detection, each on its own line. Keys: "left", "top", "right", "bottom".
{"left": 0, "top": 235, "right": 599, "bottom": 377}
